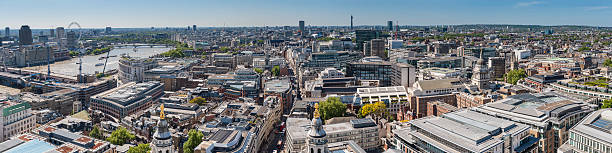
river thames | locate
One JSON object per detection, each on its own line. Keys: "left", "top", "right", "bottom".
{"left": 23, "top": 46, "right": 173, "bottom": 76}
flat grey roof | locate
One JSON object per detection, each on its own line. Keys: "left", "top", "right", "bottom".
{"left": 571, "top": 109, "right": 612, "bottom": 145}
{"left": 407, "top": 110, "right": 528, "bottom": 152}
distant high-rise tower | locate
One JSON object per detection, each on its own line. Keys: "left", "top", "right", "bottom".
{"left": 192, "top": 25, "right": 197, "bottom": 31}
{"left": 50, "top": 28, "right": 54, "bottom": 37}
{"left": 66, "top": 31, "right": 78, "bottom": 49}
{"left": 105, "top": 27, "right": 112, "bottom": 33}
{"left": 19, "top": 25, "right": 33, "bottom": 45}
{"left": 299, "top": 20, "right": 305, "bottom": 35}
{"left": 4, "top": 27, "right": 9, "bottom": 37}
{"left": 387, "top": 21, "right": 393, "bottom": 31}
{"left": 350, "top": 15, "right": 354, "bottom": 30}
{"left": 56, "top": 27, "right": 65, "bottom": 39}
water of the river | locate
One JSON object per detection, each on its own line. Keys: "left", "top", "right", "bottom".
{"left": 23, "top": 46, "right": 172, "bottom": 76}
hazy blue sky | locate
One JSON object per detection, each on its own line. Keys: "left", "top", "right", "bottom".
{"left": 2, "top": 0, "right": 612, "bottom": 28}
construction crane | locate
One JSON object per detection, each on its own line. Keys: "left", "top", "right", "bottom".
{"left": 101, "top": 48, "right": 112, "bottom": 77}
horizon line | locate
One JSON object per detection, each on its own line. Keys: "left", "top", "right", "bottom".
{"left": 11, "top": 24, "right": 612, "bottom": 30}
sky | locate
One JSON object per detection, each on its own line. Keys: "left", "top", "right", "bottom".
{"left": 2, "top": 0, "right": 612, "bottom": 29}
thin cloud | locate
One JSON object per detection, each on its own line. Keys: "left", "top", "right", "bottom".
{"left": 584, "top": 6, "right": 610, "bottom": 11}
{"left": 515, "top": 1, "right": 544, "bottom": 7}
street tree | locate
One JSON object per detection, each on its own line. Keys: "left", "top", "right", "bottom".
{"left": 183, "top": 129, "right": 204, "bottom": 153}
{"left": 318, "top": 97, "right": 347, "bottom": 121}
{"left": 106, "top": 127, "right": 136, "bottom": 145}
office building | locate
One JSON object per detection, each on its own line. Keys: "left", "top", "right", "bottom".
{"left": 350, "top": 15, "right": 353, "bottom": 30}
{"left": 18, "top": 25, "right": 33, "bottom": 45}
{"left": 212, "top": 53, "right": 235, "bottom": 69}
{"left": 299, "top": 20, "right": 305, "bottom": 35}
{"left": 4, "top": 27, "right": 8, "bottom": 37}
{"left": 388, "top": 40, "right": 403, "bottom": 50}
{"left": 346, "top": 56, "right": 393, "bottom": 86}
{"left": 426, "top": 101, "right": 458, "bottom": 116}
{"left": 0, "top": 102, "right": 36, "bottom": 142}
{"left": 391, "top": 63, "right": 416, "bottom": 89}
{"left": 90, "top": 81, "right": 164, "bottom": 119}
{"left": 387, "top": 21, "right": 393, "bottom": 31}
{"left": 515, "top": 49, "right": 531, "bottom": 60}
{"left": 393, "top": 110, "right": 539, "bottom": 153}
{"left": 432, "top": 42, "right": 456, "bottom": 54}
{"left": 38, "top": 35, "right": 48, "bottom": 43}
{"left": 55, "top": 27, "right": 65, "bottom": 38}
{"left": 474, "top": 92, "right": 597, "bottom": 153}
{"left": 301, "top": 51, "right": 362, "bottom": 71}
{"left": 366, "top": 39, "right": 385, "bottom": 58}
{"left": 66, "top": 31, "right": 78, "bottom": 49}
{"left": 355, "top": 30, "right": 381, "bottom": 51}
{"left": 20, "top": 90, "right": 76, "bottom": 116}
{"left": 34, "top": 125, "right": 111, "bottom": 152}
{"left": 406, "top": 78, "right": 465, "bottom": 118}
{"left": 355, "top": 86, "right": 409, "bottom": 114}
{"left": 192, "top": 25, "right": 197, "bottom": 31}
{"left": 264, "top": 79, "right": 293, "bottom": 112}
{"left": 558, "top": 108, "right": 612, "bottom": 153}
{"left": 105, "top": 27, "right": 111, "bottom": 33}
{"left": 458, "top": 47, "right": 497, "bottom": 59}
{"left": 15, "top": 46, "right": 55, "bottom": 67}
{"left": 49, "top": 28, "right": 54, "bottom": 37}
{"left": 488, "top": 57, "right": 506, "bottom": 79}
{"left": 118, "top": 56, "right": 159, "bottom": 83}
{"left": 416, "top": 56, "right": 462, "bottom": 69}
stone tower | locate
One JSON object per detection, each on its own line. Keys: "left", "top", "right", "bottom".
{"left": 472, "top": 50, "right": 490, "bottom": 90}
{"left": 305, "top": 103, "right": 329, "bottom": 153}
{"left": 151, "top": 104, "right": 175, "bottom": 153}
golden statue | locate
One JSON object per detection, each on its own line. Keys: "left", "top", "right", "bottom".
{"left": 160, "top": 104, "right": 165, "bottom": 120}
{"left": 313, "top": 103, "right": 320, "bottom": 118}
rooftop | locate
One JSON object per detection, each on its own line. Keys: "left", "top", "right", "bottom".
{"left": 403, "top": 110, "right": 529, "bottom": 152}
{"left": 264, "top": 79, "right": 291, "bottom": 93}
{"left": 571, "top": 109, "right": 612, "bottom": 144}
{"left": 3, "top": 139, "right": 55, "bottom": 153}
{"left": 92, "top": 81, "right": 161, "bottom": 106}
{"left": 484, "top": 92, "right": 588, "bottom": 118}
{"left": 415, "top": 78, "right": 463, "bottom": 90}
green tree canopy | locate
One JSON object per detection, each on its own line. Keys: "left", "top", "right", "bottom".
{"left": 183, "top": 129, "right": 204, "bottom": 153}
{"left": 272, "top": 66, "right": 280, "bottom": 76}
{"left": 219, "top": 47, "right": 230, "bottom": 52}
{"left": 604, "top": 59, "right": 612, "bottom": 67}
{"left": 504, "top": 69, "right": 527, "bottom": 85}
{"left": 254, "top": 68, "right": 264, "bottom": 74}
{"left": 89, "top": 125, "right": 103, "bottom": 139}
{"left": 106, "top": 127, "right": 135, "bottom": 145}
{"left": 602, "top": 99, "right": 612, "bottom": 109}
{"left": 189, "top": 97, "right": 207, "bottom": 105}
{"left": 160, "top": 48, "right": 186, "bottom": 58}
{"left": 360, "top": 101, "right": 387, "bottom": 119}
{"left": 318, "top": 97, "right": 347, "bottom": 121}
{"left": 127, "top": 143, "right": 150, "bottom": 153}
